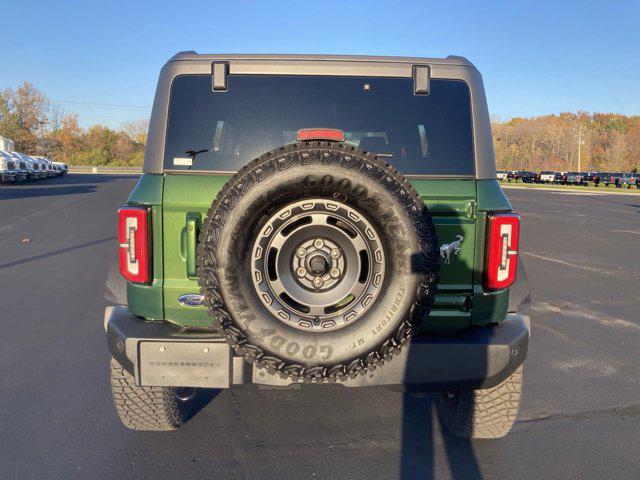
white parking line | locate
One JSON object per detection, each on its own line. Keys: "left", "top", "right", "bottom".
{"left": 610, "top": 230, "right": 640, "bottom": 235}
{"left": 522, "top": 252, "right": 604, "bottom": 274}
{"left": 531, "top": 300, "right": 640, "bottom": 332}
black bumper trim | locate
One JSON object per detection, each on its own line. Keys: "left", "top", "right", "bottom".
{"left": 105, "top": 306, "right": 529, "bottom": 390}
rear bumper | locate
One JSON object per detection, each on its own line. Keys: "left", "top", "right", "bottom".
{"left": 105, "top": 306, "right": 529, "bottom": 390}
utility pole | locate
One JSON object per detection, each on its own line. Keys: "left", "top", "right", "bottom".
{"left": 38, "top": 120, "right": 46, "bottom": 156}
{"left": 575, "top": 126, "right": 585, "bottom": 171}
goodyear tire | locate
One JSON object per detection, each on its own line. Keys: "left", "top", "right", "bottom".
{"left": 436, "top": 365, "right": 523, "bottom": 439}
{"left": 197, "top": 141, "right": 439, "bottom": 382}
{"left": 110, "top": 358, "right": 184, "bottom": 431}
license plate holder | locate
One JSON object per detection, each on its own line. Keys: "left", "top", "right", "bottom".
{"left": 138, "top": 340, "right": 230, "bottom": 388}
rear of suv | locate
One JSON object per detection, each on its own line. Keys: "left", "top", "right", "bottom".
{"left": 105, "top": 53, "right": 530, "bottom": 438}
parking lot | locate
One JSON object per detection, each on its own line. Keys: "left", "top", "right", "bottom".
{"left": 1, "top": 174, "right": 639, "bottom": 479}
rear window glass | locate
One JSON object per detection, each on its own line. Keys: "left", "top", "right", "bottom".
{"left": 164, "top": 75, "right": 474, "bottom": 175}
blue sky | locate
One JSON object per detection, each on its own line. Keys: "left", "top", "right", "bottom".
{"left": 1, "top": 0, "right": 638, "bottom": 128}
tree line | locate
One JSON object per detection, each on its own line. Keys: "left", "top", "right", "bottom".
{"left": 493, "top": 112, "right": 639, "bottom": 173}
{"left": 1, "top": 81, "right": 639, "bottom": 172}
{"left": 0, "top": 82, "right": 147, "bottom": 166}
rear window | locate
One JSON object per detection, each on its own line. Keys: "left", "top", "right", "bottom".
{"left": 164, "top": 75, "right": 474, "bottom": 175}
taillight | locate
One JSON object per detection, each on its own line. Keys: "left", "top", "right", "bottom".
{"left": 118, "top": 206, "right": 151, "bottom": 283}
{"left": 484, "top": 213, "right": 520, "bottom": 290}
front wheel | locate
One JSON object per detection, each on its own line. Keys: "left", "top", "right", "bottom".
{"left": 110, "top": 357, "right": 186, "bottom": 431}
{"left": 435, "top": 365, "right": 523, "bottom": 439}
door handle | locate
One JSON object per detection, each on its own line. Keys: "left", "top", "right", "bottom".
{"left": 186, "top": 214, "right": 200, "bottom": 278}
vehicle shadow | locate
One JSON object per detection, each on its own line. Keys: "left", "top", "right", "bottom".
{"left": 0, "top": 174, "right": 139, "bottom": 200}
{"left": 0, "top": 185, "right": 98, "bottom": 200}
{"left": 0, "top": 236, "right": 115, "bottom": 269}
{"left": 399, "top": 203, "right": 485, "bottom": 479}
{"left": 584, "top": 195, "right": 640, "bottom": 211}
{"left": 183, "top": 389, "right": 223, "bottom": 423}
{"left": 400, "top": 350, "right": 484, "bottom": 479}
{"left": 50, "top": 173, "right": 140, "bottom": 184}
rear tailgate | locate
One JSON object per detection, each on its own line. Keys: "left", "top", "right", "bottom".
{"left": 413, "top": 179, "right": 476, "bottom": 331}
{"left": 162, "top": 174, "right": 477, "bottom": 331}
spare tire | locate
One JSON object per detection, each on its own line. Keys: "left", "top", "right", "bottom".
{"left": 197, "top": 141, "right": 439, "bottom": 382}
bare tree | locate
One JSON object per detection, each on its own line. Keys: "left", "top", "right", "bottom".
{"left": 120, "top": 119, "right": 150, "bottom": 144}
{"left": 49, "top": 103, "right": 65, "bottom": 133}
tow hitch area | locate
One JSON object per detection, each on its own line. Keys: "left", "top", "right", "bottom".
{"left": 106, "top": 305, "right": 529, "bottom": 390}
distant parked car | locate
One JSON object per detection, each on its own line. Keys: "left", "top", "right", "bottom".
{"left": 33, "top": 156, "right": 63, "bottom": 177}
{"left": 5, "top": 155, "right": 29, "bottom": 181}
{"left": 52, "top": 160, "right": 68, "bottom": 175}
{"left": 622, "top": 173, "right": 640, "bottom": 189}
{"left": 15, "top": 159, "right": 28, "bottom": 181}
{"left": 55, "top": 162, "right": 67, "bottom": 174}
{"left": 553, "top": 172, "right": 567, "bottom": 184}
{"left": 517, "top": 171, "right": 537, "bottom": 183}
{"left": 539, "top": 171, "right": 555, "bottom": 183}
{"left": 602, "top": 172, "right": 624, "bottom": 188}
{"left": 506, "top": 170, "right": 518, "bottom": 182}
{"left": 566, "top": 172, "right": 587, "bottom": 186}
{"left": 496, "top": 170, "right": 508, "bottom": 181}
{"left": 579, "top": 172, "right": 590, "bottom": 185}
{"left": 583, "top": 172, "right": 598, "bottom": 185}
{"left": 3, "top": 151, "right": 39, "bottom": 181}
{"left": 0, "top": 150, "right": 20, "bottom": 182}
{"left": 505, "top": 171, "right": 535, "bottom": 183}
{"left": 598, "top": 172, "right": 612, "bottom": 186}
{"left": 13, "top": 153, "right": 43, "bottom": 180}
{"left": 33, "top": 156, "right": 49, "bottom": 179}
{"left": 45, "top": 160, "right": 58, "bottom": 177}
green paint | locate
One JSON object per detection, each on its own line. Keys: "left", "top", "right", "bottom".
{"left": 476, "top": 179, "right": 512, "bottom": 212}
{"left": 124, "top": 173, "right": 514, "bottom": 332}
{"left": 127, "top": 173, "right": 163, "bottom": 205}
{"left": 124, "top": 177, "right": 165, "bottom": 319}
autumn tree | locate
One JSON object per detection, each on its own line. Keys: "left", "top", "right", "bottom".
{"left": 0, "top": 82, "right": 50, "bottom": 154}
{"left": 493, "top": 113, "right": 639, "bottom": 173}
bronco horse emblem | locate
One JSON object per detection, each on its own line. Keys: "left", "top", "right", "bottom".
{"left": 440, "top": 235, "right": 464, "bottom": 264}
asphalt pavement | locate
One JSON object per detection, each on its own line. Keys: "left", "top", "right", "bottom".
{"left": 1, "top": 175, "right": 639, "bottom": 479}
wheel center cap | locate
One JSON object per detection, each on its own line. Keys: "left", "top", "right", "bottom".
{"left": 309, "top": 255, "right": 328, "bottom": 275}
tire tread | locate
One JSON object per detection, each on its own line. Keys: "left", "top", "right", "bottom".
{"left": 436, "top": 366, "right": 523, "bottom": 439}
{"left": 110, "top": 358, "right": 182, "bottom": 431}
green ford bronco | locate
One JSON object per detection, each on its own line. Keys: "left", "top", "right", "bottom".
{"left": 105, "top": 52, "right": 530, "bottom": 438}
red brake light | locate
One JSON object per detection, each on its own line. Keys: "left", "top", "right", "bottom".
{"left": 484, "top": 213, "right": 520, "bottom": 290}
{"left": 118, "top": 206, "right": 151, "bottom": 284}
{"left": 297, "top": 128, "right": 345, "bottom": 142}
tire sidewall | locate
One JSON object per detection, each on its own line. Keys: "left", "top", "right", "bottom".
{"left": 198, "top": 144, "right": 438, "bottom": 370}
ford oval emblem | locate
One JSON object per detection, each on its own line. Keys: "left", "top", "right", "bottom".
{"left": 178, "top": 294, "right": 204, "bottom": 307}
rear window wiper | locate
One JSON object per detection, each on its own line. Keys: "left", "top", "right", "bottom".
{"left": 185, "top": 149, "right": 209, "bottom": 170}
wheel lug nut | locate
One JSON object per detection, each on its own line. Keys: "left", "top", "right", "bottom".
{"left": 313, "top": 276, "right": 323, "bottom": 288}
{"left": 296, "top": 267, "right": 307, "bottom": 278}
{"left": 296, "top": 248, "right": 307, "bottom": 258}
{"left": 330, "top": 268, "right": 340, "bottom": 278}
{"left": 313, "top": 238, "right": 324, "bottom": 249}
{"left": 330, "top": 248, "right": 341, "bottom": 259}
